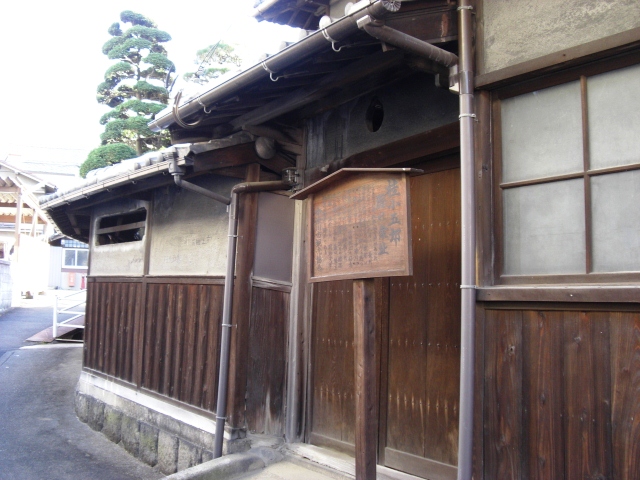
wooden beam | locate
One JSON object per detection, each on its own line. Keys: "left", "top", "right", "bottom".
{"left": 306, "top": 122, "right": 460, "bottom": 184}
{"left": 193, "top": 143, "right": 259, "bottom": 173}
{"left": 227, "top": 163, "right": 261, "bottom": 430}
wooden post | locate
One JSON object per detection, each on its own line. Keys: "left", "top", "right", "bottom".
{"left": 14, "top": 189, "right": 22, "bottom": 262}
{"left": 353, "top": 278, "right": 378, "bottom": 480}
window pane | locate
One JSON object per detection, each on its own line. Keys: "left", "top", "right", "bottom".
{"left": 64, "top": 250, "right": 76, "bottom": 267}
{"left": 501, "top": 81, "right": 583, "bottom": 183}
{"left": 588, "top": 63, "right": 640, "bottom": 169}
{"left": 77, "top": 250, "right": 89, "bottom": 267}
{"left": 503, "top": 179, "right": 586, "bottom": 275}
{"left": 591, "top": 170, "right": 640, "bottom": 272}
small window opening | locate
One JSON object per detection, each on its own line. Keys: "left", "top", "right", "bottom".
{"left": 95, "top": 209, "right": 147, "bottom": 245}
{"left": 366, "top": 97, "right": 384, "bottom": 132}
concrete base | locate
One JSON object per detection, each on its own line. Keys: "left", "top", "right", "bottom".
{"left": 75, "top": 372, "right": 251, "bottom": 475}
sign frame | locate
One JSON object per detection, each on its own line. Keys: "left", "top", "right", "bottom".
{"left": 291, "top": 168, "right": 421, "bottom": 283}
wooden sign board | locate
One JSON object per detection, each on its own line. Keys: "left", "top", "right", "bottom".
{"left": 291, "top": 168, "right": 420, "bottom": 282}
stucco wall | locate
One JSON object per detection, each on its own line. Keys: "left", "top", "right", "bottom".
{"left": 148, "top": 175, "right": 237, "bottom": 276}
{"left": 481, "top": 0, "right": 640, "bottom": 74}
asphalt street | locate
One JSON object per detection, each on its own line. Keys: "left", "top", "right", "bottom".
{"left": 0, "top": 295, "right": 164, "bottom": 480}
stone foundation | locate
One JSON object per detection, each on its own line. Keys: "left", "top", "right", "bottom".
{"left": 75, "top": 372, "right": 250, "bottom": 475}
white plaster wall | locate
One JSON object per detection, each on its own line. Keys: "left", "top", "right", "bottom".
{"left": 148, "top": 175, "right": 237, "bottom": 276}
{"left": 481, "top": 0, "right": 640, "bottom": 74}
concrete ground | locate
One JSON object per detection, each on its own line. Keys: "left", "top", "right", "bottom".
{"left": 0, "top": 293, "right": 163, "bottom": 480}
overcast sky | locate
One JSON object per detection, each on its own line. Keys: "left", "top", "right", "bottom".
{"left": 0, "top": 0, "right": 301, "bottom": 165}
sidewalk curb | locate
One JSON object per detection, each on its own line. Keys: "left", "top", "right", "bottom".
{"left": 165, "top": 447, "right": 283, "bottom": 480}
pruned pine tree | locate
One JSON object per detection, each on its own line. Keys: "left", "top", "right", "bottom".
{"left": 183, "top": 42, "right": 242, "bottom": 85}
{"left": 96, "top": 10, "right": 174, "bottom": 157}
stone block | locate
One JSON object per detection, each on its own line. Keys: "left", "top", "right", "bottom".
{"left": 121, "top": 415, "right": 140, "bottom": 457}
{"left": 87, "top": 397, "right": 105, "bottom": 432}
{"left": 138, "top": 422, "right": 159, "bottom": 467}
{"left": 102, "top": 406, "right": 123, "bottom": 444}
{"left": 157, "top": 431, "right": 179, "bottom": 475}
{"left": 177, "top": 439, "right": 201, "bottom": 472}
{"left": 75, "top": 392, "right": 89, "bottom": 424}
{"left": 201, "top": 450, "right": 214, "bottom": 463}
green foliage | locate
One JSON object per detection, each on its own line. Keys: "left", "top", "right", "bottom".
{"left": 104, "top": 61, "right": 134, "bottom": 81}
{"left": 99, "top": 100, "right": 165, "bottom": 124}
{"left": 107, "top": 22, "right": 122, "bottom": 36}
{"left": 87, "top": 9, "right": 175, "bottom": 174}
{"left": 79, "top": 143, "right": 137, "bottom": 178}
{"left": 134, "top": 80, "right": 168, "bottom": 101}
{"left": 120, "top": 10, "right": 155, "bottom": 28}
{"left": 184, "top": 42, "right": 242, "bottom": 85}
{"left": 125, "top": 25, "right": 171, "bottom": 43}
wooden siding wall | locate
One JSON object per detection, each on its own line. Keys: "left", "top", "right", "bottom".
{"left": 84, "top": 281, "right": 142, "bottom": 384}
{"left": 140, "top": 283, "right": 223, "bottom": 411}
{"left": 84, "top": 279, "right": 290, "bottom": 431}
{"left": 245, "top": 286, "right": 290, "bottom": 435}
{"left": 481, "top": 308, "right": 640, "bottom": 480}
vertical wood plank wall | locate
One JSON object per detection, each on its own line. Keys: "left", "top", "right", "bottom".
{"left": 245, "top": 286, "right": 290, "bottom": 435}
{"left": 482, "top": 308, "right": 640, "bottom": 480}
{"left": 84, "top": 279, "right": 289, "bottom": 430}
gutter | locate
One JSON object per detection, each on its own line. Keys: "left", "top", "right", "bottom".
{"left": 148, "top": 0, "right": 401, "bottom": 133}
{"left": 168, "top": 156, "right": 294, "bottom": 459}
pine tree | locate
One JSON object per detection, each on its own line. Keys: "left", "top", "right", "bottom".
{"left": 183, "top": 42, "right": 242, "bottom": 85}
{"left": 80, "top": 11, "right": 175, "bottom": 177}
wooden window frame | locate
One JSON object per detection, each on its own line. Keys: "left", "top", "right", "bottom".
{"left": 492, "top": 52, "right": 640, "bottom": 286}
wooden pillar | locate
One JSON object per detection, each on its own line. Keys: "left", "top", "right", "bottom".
{"left": 353, "top": 278, "right": 378, "bottom": 480}
{"left": 226, "top": 163, "right": 261, "bottom": 429}
{"left": 13, "top": 189, "right": 22, "bottom": 262}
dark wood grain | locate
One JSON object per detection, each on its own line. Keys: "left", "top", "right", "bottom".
{"left": 522, "top": 311, "right": 564, "bottom": 479}
{"left": 484, "top": 309, "right": 523, "bottom": 480}
{"left": 227, "top": 163, "right": 261, "bottom": 429}
{"left": 353, "top": 278, "right": 378, "bottom": 480}
{"left": 245, "top": 287, "right": 290, "bottom": 436}
{"left": 563, "top": 311, "right": 612, "bottom": 479}
{"left": 609, "top": 312, "right": 640, "bottom": 480}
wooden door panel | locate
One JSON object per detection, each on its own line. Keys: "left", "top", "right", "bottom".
{"left": 308, "top": 165, "right": 462, "bottom": 478}
{"left": 385, "top": 167, "right": 461, "bottom": 475}
{"left": 310, "top": 280, "right": 356, "bottom": 452}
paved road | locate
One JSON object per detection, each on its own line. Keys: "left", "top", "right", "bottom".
{"left": 0, "top": 296, "right": 163, "bottom": 480}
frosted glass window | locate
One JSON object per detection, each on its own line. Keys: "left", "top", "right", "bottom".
{"left": 501, "top": 81, "right": 583, "bottom": 183}
{"left": 591, "top": 170, "right": 640, "bottom": 272}
{"left": 588, "top": 63, "right": 640, "bottom": 169}
{"left": 503, "top": 180, "right": 586, "bottom": 275}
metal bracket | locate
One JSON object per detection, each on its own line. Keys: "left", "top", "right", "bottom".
{"left": 459, "top": 284, "right": 477, "bottom": 289}
{"left": 322, "top": 28, "right": 345, "bottom": 52}
{"left": 261, "top": 61, "right": 281, "bottom": 82}
{"left": 448, "top": 64, "right": 460, "bottom": 93}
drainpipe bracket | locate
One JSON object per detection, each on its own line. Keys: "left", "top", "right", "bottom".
{"left": 168, "top": 161, "right": 186, "bottom": 176}
{"left": 356, "top": 15, "right": 383, "bottom": 29}
{"left": 447, "top": 64, "right": 460, "bottom": 94}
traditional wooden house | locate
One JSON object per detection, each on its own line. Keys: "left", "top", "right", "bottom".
{"left": 41, "top": 0, "right": 640, "bottom": 478}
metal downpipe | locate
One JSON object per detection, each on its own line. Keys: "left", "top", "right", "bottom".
{"left": 170, "top": 162, "right": 288, "bottom": 458}
{"left": 212, "top": 180, "right": 288, "bottom": 458}
{"left": 457, "top": 1, "right": 476, "bottom": 479}
{"left": 360, "top": 22, "right": 458, "bottom": 67}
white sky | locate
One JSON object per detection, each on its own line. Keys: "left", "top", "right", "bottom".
{"left": 0, "top": 0, "right": 301, "bottom": 166}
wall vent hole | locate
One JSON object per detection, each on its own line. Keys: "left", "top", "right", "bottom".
{"left": 366, "top": 97, "right": 384, "bottom": 132}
